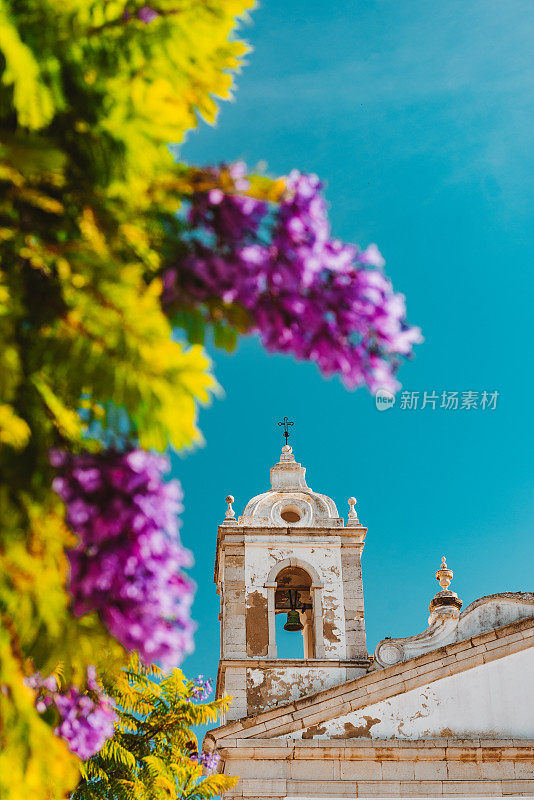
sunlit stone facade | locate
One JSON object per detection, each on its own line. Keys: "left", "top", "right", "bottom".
{"left": 205, "top": 447, "right": 534, "bottom": 798}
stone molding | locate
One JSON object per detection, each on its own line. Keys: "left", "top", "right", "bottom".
{"left": 217, "top": 527, "right": 367, "bottom": 537}
{"left": 217, "top": 658, "right": 371, "bottom": 668}
{"left": 462, "top": 592, "right": 534, "bottom": 618}
{"left": 374, "top": 608, "right": 460, "bottom": 668}
{"left": 219, "top": 737, "right": 534, "bottom": 754}
{"left": 219, "top": 741, "right": 534, "bottom": 799}
{"left": 217, "top": 740, "right": 534, "bottom": 798}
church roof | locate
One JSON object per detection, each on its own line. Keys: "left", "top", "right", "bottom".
{"left": 205, "top": 612, "right": 534, "bottom": 748}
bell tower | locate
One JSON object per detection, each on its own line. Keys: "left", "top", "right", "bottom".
{"left": 214, "top": 445, "right": 370, "bottom": 721}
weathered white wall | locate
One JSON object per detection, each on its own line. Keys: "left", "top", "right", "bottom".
{"left": 247, "top": 664, "right": 360, "bottom": 712}
{"left": 245, "top": 536, "right": 347, "bottom": 657}
{"left": 283, "top": 648, "right": 534, "bottom": 740}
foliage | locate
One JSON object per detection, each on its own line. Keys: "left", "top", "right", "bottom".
{"left": 0, "top": 2, "right": 252, "bottom": 797}
{"left": 0, "top": 0, "right": 252, "bottom": 187}
{"left": 0, "top": 624, "right": 80, "bottom": 800}
{"left": 73, "top": 656, "right": 237, "bottom": 800}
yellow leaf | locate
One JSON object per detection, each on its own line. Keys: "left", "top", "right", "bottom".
{"left": 0, "top": 404, "right": 31, "bottom": 449}
{"left": 32, "top": 376, "right": 84, "bottom": 443}
{"left": 0, "top": 626, "right": 80, "bottom": 800}
{"left": 0, "top": 3, "right": 55, "bottom": 129}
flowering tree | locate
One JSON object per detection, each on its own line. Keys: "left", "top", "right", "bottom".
{"left": 73, "top": 658, "right": 235, "bottom": 800}
{"left": 0, "top": 1, "right": 421, "bottom": 798}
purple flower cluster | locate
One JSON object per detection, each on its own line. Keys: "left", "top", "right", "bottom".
{"left": 25, "top": 667, "right": 116, "bottom": 760}
{"left": 51, "top": 448, "right": 195, "bottom": 668}
{"left": 122, "top": 5, "right": 159, "bottom": 23}
{"left": 190, "top": 675, "right": 213, "bottom": 701}
{"left": 137, "top": 5, "right": 159, "bottom": 23}
{"left": 163, "top": 165, "right": 422, "bottom": 393}
{"left": 191, "top": 751, "right": 221, "bottom": 771}
{"left": 54, "top": 688, "right": 115, "bottom": 760}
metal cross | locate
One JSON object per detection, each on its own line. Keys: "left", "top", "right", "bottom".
{"left": 277, "top": 416, "right": 294, "bottom": 444}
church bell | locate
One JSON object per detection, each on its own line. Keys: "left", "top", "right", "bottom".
{"left": 283, "top": 588, "right": 304, "bottom": 631}
{"left": 284, "top": 608, "right": 304, "bottom": 632}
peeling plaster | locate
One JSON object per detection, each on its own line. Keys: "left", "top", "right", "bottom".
{"left": 302, "top": 724, "right": 327, "bottom": 740}
{"left": 323, "top": 608, "right": 341, "bottom": 645}
{"left": 332, "top": 717, "right": 381, "bottom": 739}
{"left": 246, "top": 666, "right": 343, "bottom": 716}
{"left": 245, "top": 590, "right": 269, "bottom": 657}
{"left": 282, "top": 648, "right": 534, "bottom": 741}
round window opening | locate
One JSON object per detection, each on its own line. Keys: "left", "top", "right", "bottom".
{"left": 280, "top": 506, "right": 302, "bottom": 523}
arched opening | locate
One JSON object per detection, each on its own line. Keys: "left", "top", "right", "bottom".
{"left": 274, "top": 566, "right": 314, "bottom": 658}
{"left": 280, "top": 505, "right": 302, "bottom": 523}
{"left": 265, "top": 558, "right": 324, "bottom": 659}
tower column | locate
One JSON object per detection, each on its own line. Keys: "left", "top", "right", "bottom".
{"left": 266, "top": 585, "right": 277, "bottom": 658}
{"left": 342, "top": 497, "right": 367, "bottom": 659}
{"left": 340, "top": 545, "right": 366, "bottom": 659}
{"left": 221, "top": 542, "right": 247, "bottom": 658}
{"left": 313, "top": 586, "right": 325, "bottom": 658}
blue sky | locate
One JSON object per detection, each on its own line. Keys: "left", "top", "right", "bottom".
{"left": 172, "top": 0, "right": 534, "bottom": 684}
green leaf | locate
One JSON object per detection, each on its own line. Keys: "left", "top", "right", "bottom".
{"left": 213, "top": 321, "right": 237, "bottom": 353}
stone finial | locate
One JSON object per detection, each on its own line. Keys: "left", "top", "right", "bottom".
{"left": 279, "top": 444, "right": 296, "bottom": 463}
{"left": 429, "top": 555, "right": 462, "bottom": 615}
{"left": 347, "top": 497, "right": 359, "bottom": 524}
{"left": 435, "top": 556, "right": 453, "bottom": 590}
{"left": 225, "top": 495, "right": 236, "bottom": 520}
{"left": 270, "top": 445, "right": 308, "bottom": 491}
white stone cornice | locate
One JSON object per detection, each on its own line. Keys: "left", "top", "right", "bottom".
{"left": 374, "top": 592, "right": 534, "bottom": 669}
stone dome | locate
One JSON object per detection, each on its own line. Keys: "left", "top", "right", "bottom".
{"left": 238, "top": 446, "right": 343, "bottom": 527}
